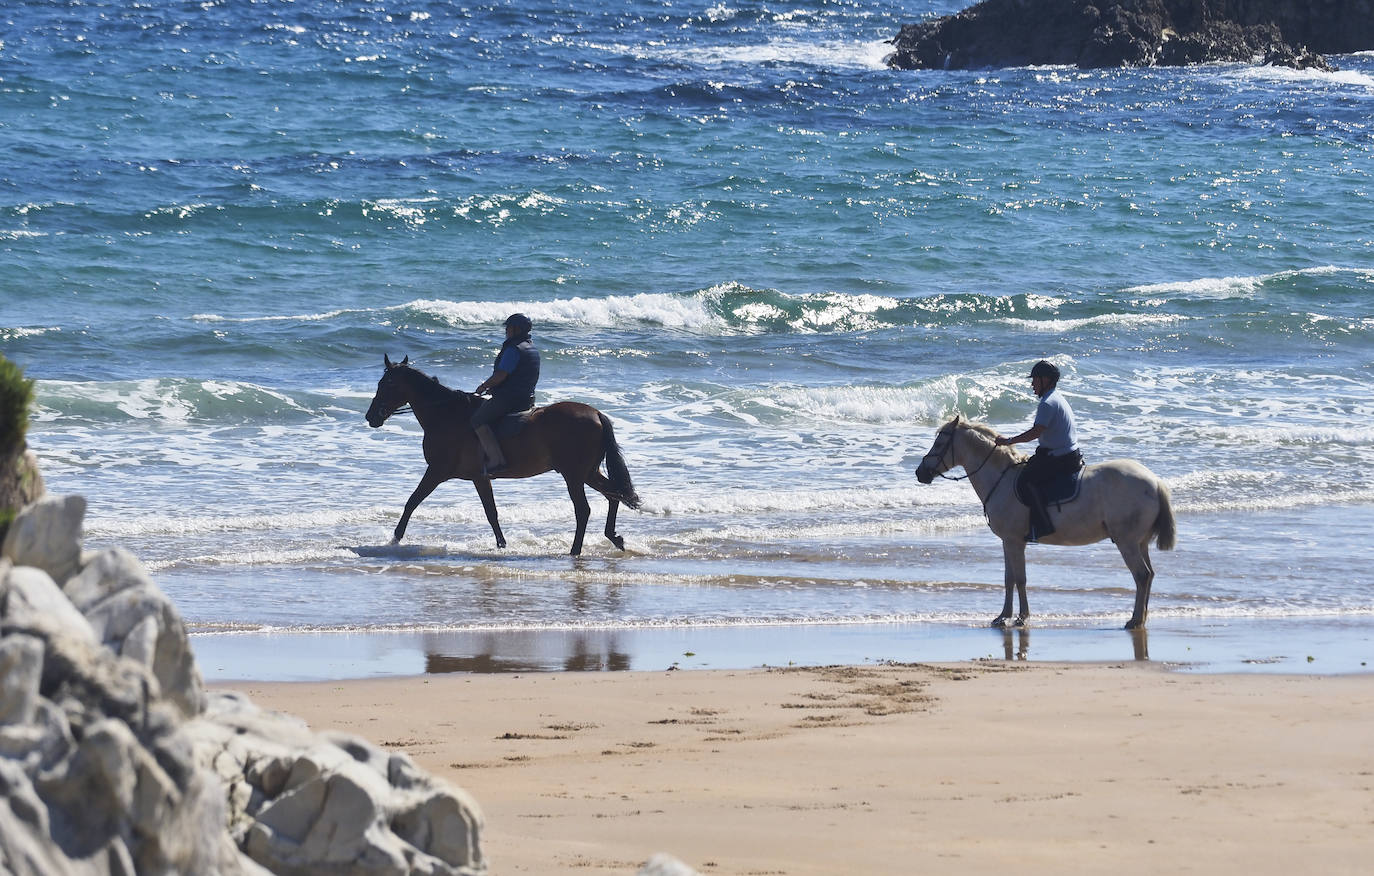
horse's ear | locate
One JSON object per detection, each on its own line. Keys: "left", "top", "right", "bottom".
{"left": 384, "top": 354, "right": 393, "bottom": 368}
{"left": 401, "top": 355, "right": 409, "bottom": 365}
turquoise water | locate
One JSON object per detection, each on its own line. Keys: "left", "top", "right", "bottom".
{"left": 3, "top": 1, "right": 1373, "bottom": 676}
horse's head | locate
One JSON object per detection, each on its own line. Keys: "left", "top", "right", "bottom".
{"left": 915, "top": 415, "right": 963, "bottom": 484}
{"left": 365, "top": 354, "right": 411, "bottom": 428}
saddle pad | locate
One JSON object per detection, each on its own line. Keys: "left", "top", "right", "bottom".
{"left": 494, "top": 408, "right": 537, "bottom": 438}
{"left": 1015, "top": 466, "right": 1083, "bottom": 508}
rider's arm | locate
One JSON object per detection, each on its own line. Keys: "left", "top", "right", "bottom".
{"left": 996, "top": 424, "right": 1045, "bottom": 447}
{"left": 476, "top": 369, "right": 508, "bottom": 394}
{"left": 476, "top": 347, "right": 520, "bottom": 394}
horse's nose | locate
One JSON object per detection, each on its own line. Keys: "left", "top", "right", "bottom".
{"left": 915, "top": 465, "right": 933, "bottom": 485}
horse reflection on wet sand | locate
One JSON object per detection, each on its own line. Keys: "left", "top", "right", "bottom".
{"left": 916, "top": 415, "right": 1176, "bottom": 630}
{"left": 365, "top": 356, "right": 641, "bottom": 556}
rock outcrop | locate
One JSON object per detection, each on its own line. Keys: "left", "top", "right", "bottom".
{"left": 1, "top": 494, "right": 487, "bottom": 875}
{"left": 887, "top": 0, "right": 1374, "bottom": 71}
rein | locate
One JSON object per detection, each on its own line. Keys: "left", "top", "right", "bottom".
{"left": 927, "top": 424, "right": 1023, "bottom": 517}
{"left": 936, "top": 442, "right": 997, "bottom": 482}
{"left": 377, "top": 368, "right": 479, "bottom": 421}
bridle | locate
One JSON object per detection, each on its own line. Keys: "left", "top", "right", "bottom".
{"left": 368, "top": 372, "right": 412, "bottom": 424}
{"left": 924, "top": 421, "right": 997, "bottom": 482}
{"left": 369, "top": 366, "right": 475, "bottom": 425}
{"left": 922, "top": 420, "right": 1022, "bottom": 516}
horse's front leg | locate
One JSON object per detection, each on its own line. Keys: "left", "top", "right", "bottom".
{"left": 394, "top": 467, "right": 444, "bottom": 543}
{"left": 473, "top": 477, "right": 506, "bottom": 549}
{"left": 994, "top": 539, "right": 1030, "bottom": 627}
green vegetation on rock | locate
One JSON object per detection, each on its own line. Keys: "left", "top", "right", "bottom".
{"left": 1, "top": 353, "right": 35, "bottom": 458}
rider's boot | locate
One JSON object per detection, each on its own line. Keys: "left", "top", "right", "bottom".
{"left": 474, "top": 424, "right": 508, "bottom": 476}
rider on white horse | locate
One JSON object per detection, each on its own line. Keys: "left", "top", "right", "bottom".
{"left": 995, "top": 360, "right": 1082, "bottom": 542}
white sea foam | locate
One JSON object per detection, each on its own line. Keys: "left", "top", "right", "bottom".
{"left": 1123, "top": 266, "right": 1372, "bottom": 299}
{"left": 757, "top": 384, "right": 950, "bottom": 425}
{"left": 649, "top": 38, "right": 892, "bottom": 71}
{"left": 191, "top": 309, "right": 350, "bottom": 323}
{"left": 1227, "top": 63, "right": 1374, "bottom": 91}
{"left": 452, "top": 190, "right": 566, "bottom": 225}
{"left": 32, "top": 377, "right": 316, "bottom": 421}
{"left": 997, "top": 313, "right": 1190, "bottom": 332}
{"left": 145, "top": 202, "right": 213, "bottom": 220}
{"left": 0, "top": 325, "right": 60, "bottom": 340}
{"left": 362, "top": 197, "right": 438, "bottom": 226}
{"left": 143, "top": 546, "right": 358, "bottom": 572}
{"left": 1174, "top": 488, "right": 1374, "bottom": 515}
{"left": 85, "top": 504, "right": 395, "bottom": 539}
{"left": 406, "top": 291, "right": 725, "bottom": 330}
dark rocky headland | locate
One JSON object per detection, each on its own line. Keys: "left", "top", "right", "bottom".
{"left": 887, "top": 0, "right": 1374, "bottom": 71}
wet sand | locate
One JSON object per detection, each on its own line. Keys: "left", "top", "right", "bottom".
{"left": 227, "top": 661, "right": 1374, "bottom": 875}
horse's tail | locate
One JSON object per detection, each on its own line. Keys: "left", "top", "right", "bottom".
{"left": 598, "top": 412, "right": 641, "bottom": 510}
{"left": 1153, "top": 480, "right": 1177, "bottom": 551}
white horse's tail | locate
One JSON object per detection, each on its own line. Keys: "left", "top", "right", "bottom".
{"left": 1154, "top": 481, "right": 1177, "bottom": 551}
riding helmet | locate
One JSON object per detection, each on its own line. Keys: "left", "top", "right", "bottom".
{"left": 504, "top": 313, "right": 533, "bottom": 333}
{"left": 1029, "top": 360, "right": 1061, "bottom": 381}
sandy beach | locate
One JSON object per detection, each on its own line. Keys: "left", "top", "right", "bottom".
{"left": 228, "top": 662, "right": 1374, "bottom": 875}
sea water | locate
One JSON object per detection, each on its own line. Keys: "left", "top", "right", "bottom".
{"left": 3, "top": 0, "right": 1372, "bottom": 678}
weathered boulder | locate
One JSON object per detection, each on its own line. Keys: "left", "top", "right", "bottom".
{"left": 190, "top": 690, "right": 485, "bottom": 876}
{"left": 2, "top": 493, "right": 84, "bottom": 588}
{"left": 887, "top": 0, "right": 1374, "bottom": 71}
{"left": 2, "top": 569, "right": 252, "bottom": 874}
{"left": 0, "top": 495, "right": 488, "bottom": 875}
{"left": 66, "top": 547, "right": 206, "bottom": 719}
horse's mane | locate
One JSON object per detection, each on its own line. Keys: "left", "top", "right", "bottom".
{"left": 394, "top": 363, "right": 482, "bottom": 407}
{"left": 949, "top": 416, "right": 1027, "bottom": 462}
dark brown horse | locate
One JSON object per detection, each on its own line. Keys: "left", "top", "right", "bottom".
{"left": 365, "top": 355, "right": 641, "bottom": 555}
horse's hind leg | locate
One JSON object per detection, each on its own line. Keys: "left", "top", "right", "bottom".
{"left": 1117, "top": 540, "right": 1154, "bottom": 629}
{"left": 603, "top": 498, "right": 625, "bottom": 551}
{"left": 473, "top": 478, "right": 506, "bottom": 549}
{"left": 563, "top": 474, "right": 592, "bottom": 556}
{"left": 586, "top": 471, "right": 628, "bottom": 550}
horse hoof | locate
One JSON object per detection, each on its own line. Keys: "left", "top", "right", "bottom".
{"left": 496, "top": 539, "right": 507, "bottom": 549}
{"left": 1013, "top": 616, "right": 1028, "bottom": 628}
{"left": 991, "top": 617, "right": 1009, "bottom": 629}
{"left": 610, "top": 536, "right": 625, "bottom": 551}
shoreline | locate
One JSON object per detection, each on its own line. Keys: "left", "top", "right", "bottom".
{"left": 227, "top": 661, "right": 1374, "bottom": 874}
{"left": 192, "top": 615, "right": 1374, "bottom": 682}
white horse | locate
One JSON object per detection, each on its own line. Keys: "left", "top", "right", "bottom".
{"left": 914, "top": 415, "right": 1176, "bottom": 629}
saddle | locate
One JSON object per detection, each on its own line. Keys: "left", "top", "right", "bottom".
{"left": 493, "top": 407, "right": 537, "bottom": 439}
{"left": 1014, "top": 463, "right": 1084, "bottom": 510}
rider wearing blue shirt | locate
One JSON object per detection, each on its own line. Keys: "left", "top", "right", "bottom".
{"left": 995, "top": 360, "right": 1083, "bottom": 541}
{"left": 472, "top": 313, "right": 540, "bottom": 475}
